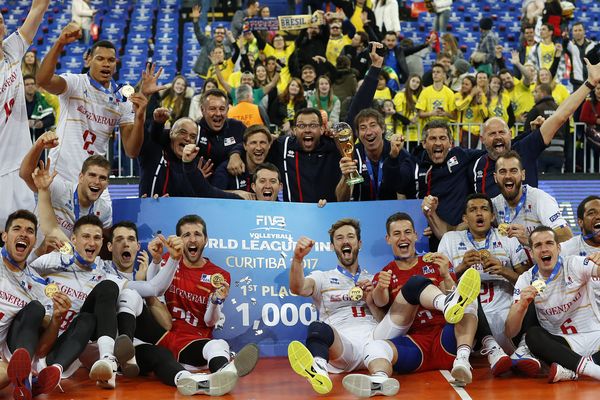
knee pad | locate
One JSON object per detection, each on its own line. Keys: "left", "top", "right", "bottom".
{"left": 307, "top": 321, "right": 335, "bottom": 347}
{"left": 363, "top": 340, "right": 394, "bottom": 368}
{"left": 118, "top": 288, "right": 143, "bottom": 316}
{"left": 400, "top": 275, "right": 433, "bottom": 305}
{"left": 202, "top": 339, "right": 230, "bottom": 361}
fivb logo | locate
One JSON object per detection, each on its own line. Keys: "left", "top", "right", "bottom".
{"left": 256, "top": 215, "right": 286, "bottom": 229}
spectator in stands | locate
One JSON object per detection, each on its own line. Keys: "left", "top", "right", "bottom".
{"left": 515, "top": 24, "right": 537, "bottom": 80}
{"left": 455, "top": 75, "right": 488, "bottom": 149}
{"left": 188, "top": 78, "right": 218, "bottom": 121}
{"left": 416, "top": 63, "right": 456, "bottom": 125}
{"left": 213, "top": 124, "right": 273, "bottom": 192}
{"left": 331, "top": 55, "right": 358, "bottom": 102}
{"left": 253, "top": 33, "right": 295, "bottom": 90}
{"left": 264, "top": 78, "right": 307, "bottom": 135}
{"left": 340, "top": 31, "right": 371, "bottom": 79}
{"left": 157, "top": 75, "right": 192, "bottom": 130}
{"left": 381, "top": 99, "right": 406, "bottom": 138}
{"left": 23, "top": 74, "right": 55, "bottom": 141}
{"left": 537, "top": 67, "right": 569, "bottom": 105}
{"left": 21, "top": 50, "right": 40, "bottom": 77}
{"left": 432, "top": 0, "right": 453, "bottom": 34}
{"left": 527, "top": 23, "right": 557, "bottom": 71}
{"left": 214, "top": 65, "right": 280, "bottom": 105}
{"left": 256, "top": 5, "right": 277, "bottom": 43}
{"left": 486, "top": 75, "right": 512, "bottom": 126}
{"left": 71, "top": 0, "right": 96, "bottom": 44}
{"left": 563, "top": 22, "right": 596, "bottom": 91}
{"left": 300, "top": 64, "right": 318, "bottom": 99}
{"left": 448, "top": 58, "right": 471, "bottom": 92}
{"left": 349, "top": 0, "right": 378, "bottom": 38}
{"left": 440, "top": 33, "right": 463, "bottom": 63}
{"left": 227, "top": 84, "right": 270, "bottom": 127}
{"left": 383, "top": 31, "right": 432, "bottom": 85}
{"left": 232, "top": 0, "right": 261, "bottom": 38}
{"left": 191, "top": 6, "right": 234, "bottom": 78}
{"left": 206, "top": 40, "right": 239, "bottom": 90}
{"left": 290, "top": 11, "right": 329, "bottom": 78}
{"left": 308, "top": 75, "right": 341, "bottom": 124}
{"left": 252, "top": 162, "right": 282, "bottom": 201}
{"left": 326, "top": 19, "right": 354, "bottom": 66}
{"left": 471, "top": 17, "right": 498, "bottom": 75}
{"left": 421, "top": 52, "right": 452, "bottom": 87}
{"left": 522, "top": 0, "right": 544, "bottom": 27}
{"left": 372, "top": 0, "right": 401, "bottom": 38}
{"left": 374, "top": 70, "right": 395, "bottom": 100}
{"left": 499, "top": 54, "right": 534, "bottom": 125}
{"left": 476, "top": 71, "right": 489, "bottom": 95}
{"left": 393, "top": 74, "right": 422, "bottom": 147}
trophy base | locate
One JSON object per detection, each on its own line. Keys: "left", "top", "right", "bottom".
{"left": 346, "top": 176, "right": 365, "bottom": 186}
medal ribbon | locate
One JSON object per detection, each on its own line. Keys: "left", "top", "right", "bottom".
{"left": 504, "top": 185, "right": 527, "bottom": 223}
{"left": 466, "top": 230, "right": 491, "bottom": 250}
{"left": 73, "top": 187, "right": 95, "bottom": 221}
{"left": 336, "top": 265, "right": 361, "bottom": 285}
{"left": 530, "top": 256, "right": 562, "bottom": 285}
{"left": 1, "top": 247, "right": 48, "bottom": 286}
{"left": 365, "top": 158, "right": 383, "bottom": 197}
{"left": 87, "top": 73, "right": 124, "bottom": 102}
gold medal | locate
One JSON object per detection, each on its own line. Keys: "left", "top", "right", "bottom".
{"left": 422, "top": 253, "right": 435, "bottom": 263}
{"left": 210, "top": 273, "right": 225, "bottom": 288}
{"left": 479, "top": 250, "right": 491, "bottom": 261}
{"left": 532, "top": 279, "right": 546, "bottom": 294}
{"left": 121, "top": 84, "right": 135, "bottom": 98}
{"left": 348, "top": 286, "right": 363, "bottom": 301}
{"left": 58, "top": 242, "right": 73, "bottom": 255}
{"left": 44, "top": 283, "right": 59, "bottom": 298}
{"left": 498, "top": 223, "right": 510, "bottom": 236}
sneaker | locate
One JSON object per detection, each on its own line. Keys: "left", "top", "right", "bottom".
{"left": 443, "top": 268, "right": 481, "bottom": 324}
{"left": 114, "top": 334, "right": 139, "bottom": 378}
{"left": 548, "top": 363, "right": 578, "bottom": 383}
{"left": 482, "top": 346, "right": 512, "bottom": 376}
{"left": 221, "top": 343, "right": 260, "bottom": 377}
{"left": 451, "top": 357, "right": 472, "bottom": 387}
{"left": 342, "top": 374, "right": 400, "bottom": 397}
{"left": 32, "top": 364, "right": 62, "bottom": 396}
{"left": 7, "top": 348, "right": 32, "bottom": 400}
{"left": 287, "top": 341, "right": 332, "bottom": 394}
{"left": 177, "top": 370, "right": 238, "bottom": 396}
{"left": 89, "top": 356, "right": 118, "bottom": 389}
{"left": 510, "top": 345, "right": 541, "bottom": 377}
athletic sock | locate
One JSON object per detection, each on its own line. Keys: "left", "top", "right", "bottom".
{"left": 432, "top": 294, "right": 446, "bottom": 312}
{"left": 97, "top": 336, "right": 115, "bottom": 359}
{"left": 577, "top": 357, "right": 600, "bottom": 380}
{"left": 456, "top": 344, "right": 471, "bottom": 360}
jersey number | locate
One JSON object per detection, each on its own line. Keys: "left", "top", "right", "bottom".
{"left": 480, "top": 282, "right": 495, "bottom": 304}
{"left": 172, "top": 306, "right": 199, "bottom": 327}
{"left": 351, "top": 306, "right": 366, "bottom": 318}
{"left": 3, "top": 98, "right": 15, "bottom": 122}
{"left": 82, "top": 130, "right": 97, "bottom": 155}
{"left": 560, "top": 318, "right": 578, "bottom": 335}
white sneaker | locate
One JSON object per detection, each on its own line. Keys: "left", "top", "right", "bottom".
{"left": 443, "top": 268, "right": 481, "bottom": 324}
{"left": 89, "top": 356, "right": 118, "bottom": 389}
{"left": 114, "top": 334, "right": 139, "bottom": 378}
{"left": 287, "top": 341, "right": 332, "bottom": 394}
{"left": 342, "top": 374, "right": 400, "bottom": 397}
{"left": 547, "top": 363, "right": 578, "bottom": 383}
{"left": 451, "top": 357, "right": 472, "bottom": 387}
{"left": 220, "top": 343, "right": 260, "bottom": 377}
{"left": 510, "top": 345, "right": 541, "bottom": 377}
{"left": 482, "top": 346, "right": 512, "bottom": 376}
{"left": 177, "top": 370, "right": 238, "bottom": 396}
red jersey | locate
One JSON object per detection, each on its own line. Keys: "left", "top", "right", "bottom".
{"left": 163, "top": 255, "right": 231, "bottom": 337}
{"left": 373, "top": 257, "right": 453, "bottom": 334}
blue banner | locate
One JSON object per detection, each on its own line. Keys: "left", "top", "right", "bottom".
{"left": 113, "top": 198, "right": 428, "bottom": 356}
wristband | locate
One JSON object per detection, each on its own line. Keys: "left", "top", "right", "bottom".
{"left": 211, "top": 295, "right": 224, "bottom": 305}
{"left": 585, "top": 80, "right": 596, "bottom": 90}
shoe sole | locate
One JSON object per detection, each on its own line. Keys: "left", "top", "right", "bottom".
{"left": 445, "top": 268, "right": 481, "bottom": 324}
{"left": 233, "top": 343, "right": 260, "bottom": 377}
{"left": 513, "top": 358, "right": 541, "bottom": 377}
{"left": 287, "top": 341, "right": 332, "bottom": 395}
{"left": 491, "top": 355, "right": 513, "bottom": 377}
{"left": 32, "top": 365, "right": 61, "bottom": 396}
{"left": 7, "top": 349, "right": 32, "bottom": 400}
{"left": 177, "top": 370, "right": 238, "bottom": 396}
{"left": 451, "top": 364, "right": 472, "bottom": 386}
{"left": 547, "top": 363, "right": 559, "bottom": 384}
{"left": 89, "top": 361, "right": 114, "bottom": 382}
{"left": 114, "top": 335, "right": 135, "bottom": 364}
{"left": 342, "top": 374, "right": 400, "bottom": 397}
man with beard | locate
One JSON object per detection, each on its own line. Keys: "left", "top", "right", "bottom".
{"left": 561, "top": 196, "right": 600, "bottom": 257}
{"left": 336, "top": 108, "right": 396, "bottom": 202}
{"left": 492, "top": 151, "right": 572, "bottom": 246}
{"left": 438, "top": 194, "right": 534, "bottom": 377}
{"left": 287, "top": 219, "right": 400, "bottom": 396}
{"left": 251, "top": 163, "right": 282, "bottom": 202}
{"left": 340, "top": 213, "right": 481, "bottom": 395}
{"left": 134, "top": 214, "right": 259, "bottom": 394}
{"left": 506, "top": 226, "right": 600, "bottom": 383}
{"left": 213, "top": 125, "right": 272, "bottom": 192}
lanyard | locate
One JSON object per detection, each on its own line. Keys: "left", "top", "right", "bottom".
{"left": 62, "top": 249, "right": 96, "bottom": 270}
{"left": 530, "top": 257, "right": 562, "bottom": 285}
{"left": 1, "top": 247, "right": 48, "bottom": 286}
{"left": 112, "top": 261, "right": 137, "bottom": 280}
{"left": 336, "top": 265, "right": 361, "bottom": 285}
{"left": 466, "top": 230, "right": 491, "bottom": 250}
{"left": 365, "top": 158, "right": 383, "bottom": 197}
{"left": 583, "top": 231, "right": 600, "bottom": 241}
{"left": 73, "top": 187, "right": 95, "bottom": 220}
{"left": 87, "top": 73, "right": 123, "bottom": 102}
{"left": 504, "top": 185, "right": 527, "bottom": 223}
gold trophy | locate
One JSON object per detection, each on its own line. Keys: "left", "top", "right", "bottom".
{"left": 332, "top": 122, "right": 364, "bottom": 186}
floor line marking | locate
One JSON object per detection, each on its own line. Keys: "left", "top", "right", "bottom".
{"left": 440, "top": 370, "right": 473, "bottom": 400}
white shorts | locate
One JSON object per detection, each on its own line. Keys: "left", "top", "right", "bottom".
{"left": 328, "top": 325, "right": 375, "bottom": 373}
{"left": 483, "top": 307, "right": 515, "bottom": 353}
{"left": 0, "top": 170, "right": 35, "bottom": 230}
{"left": 560, "top": 331, "right": 600, "bottom": 357}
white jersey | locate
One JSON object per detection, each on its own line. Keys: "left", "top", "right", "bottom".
{"left": 514, "top": 256, "right": 600, "bottom": 335}
{"left": 561, "top": 235, "right": 599, "bottom": 257}
{"left": 492, "top": 185, "right": 568, "bottom": 236}
{"left": 48, "top": 73, "right": 134, "bottom": 181}
{"left": 0, "top": 31, "right": 33, "bottom": 176}
{"left": 308, "top": 267, "right": 378, "bottom": 334}
{"left": 30, "top": 252, "right": 127, "bottom": 333}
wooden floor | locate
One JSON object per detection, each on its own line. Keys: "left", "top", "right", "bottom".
{"left": 1, "top": 357, "right": 598, "bottom": 400}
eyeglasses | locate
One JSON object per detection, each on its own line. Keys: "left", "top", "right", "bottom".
{"left": 295, "top": 123, "right": 320, "bottom": 130}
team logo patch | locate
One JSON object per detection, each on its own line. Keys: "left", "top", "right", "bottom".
{"left": 458, "top": 242, "right": 467, "bottom": 250}
{"left": 493, "top": 241, "right": 503, "bottom": 249}
{"left": 549, "top": 212, "right": 560, "bottom": 222}
{"left": 514, "top": 288, "right": 521, "bottom": 296}
{"left": 200, "top": 273, "right": 211, "bottom": 283}
{"left": 199, "top": 137, "right": 208, "bottom": 145}
{"left": 329, "top": 277, "right": 339, "bottom": 284}
{"left": 447, "top": 156, "right": 459, "bottom": 172}
{"left": 422, "top": 265, "right": 435, "bottom": 275}
{"left": 224, "top": 137, "right": 236, "bottom": 146}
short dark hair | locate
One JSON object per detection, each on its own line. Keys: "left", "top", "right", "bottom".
{"left": 90, "top": 40, "right": 116, "bottom": 56}
{"left": 464, "top": 193, "right": 493, "bottom": 215}
{"left": 499, "top": 68, "right": 512, "bottom": 77}
{"left": 23, "top": 74, "right": 35, "bottom": 82}
{"left": 496, "top": 150, "right": 523, "bottom": 171}
{"left": 73, "top": 215, "right": 104, "bottom": 235}
{"left": 252, "top": 162, "right": 281, "bottom": 183}
{"left": 578, "top": 195, "right": 600, "bottom": 220}
{"left": 522, "top": 24, "right": 535, "bottom": 32}
{"left": 432, "top": 63, "right": 446, "bottom": 72}
{"left": 81, "top": 155, "right": 111, "bottom": 174}
{"left": 354, "top": 31, "right": 369, "bottom": 46}
{"left": 243, "top": 124, "right": 272, "bottom": 144}
{"left": 246, "top": 0, "right": 259, "bottom": 7}
{"left": 384, "top": 31, "right": 397, "bottom": 38}
{"left": 354, "top": 108, "right": 385, "bottom": 133}
{"left": 328, "top": 218, "right": 361, "bottom": 244}
{"left": 110, "top": 221, "right": 138, "bottom": 241}
{"left": 385, "top": 212, "right": 415, "bottom": 234}
{"left": 176, "top": 214, "right": 207, "bottom": 237}
{"left": 5, "top": 210, "right": 37, "bottom": 234}
{"left": 529, "top": 225, "right": 557, "bottom": 247}
{"left": 201, "top": 88, "right": 228, "bottom": 105}
{"left": 293, "top": 107, "right": 323, "bottom": 126}
{"left": 423, "top": 119, "right": 452, "bottom": 141}
{"left": 542, "top": 23, "right": 554, "bottom": 33}
{"left": 572, "top": 22, "right": 585, "bottom": 30}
